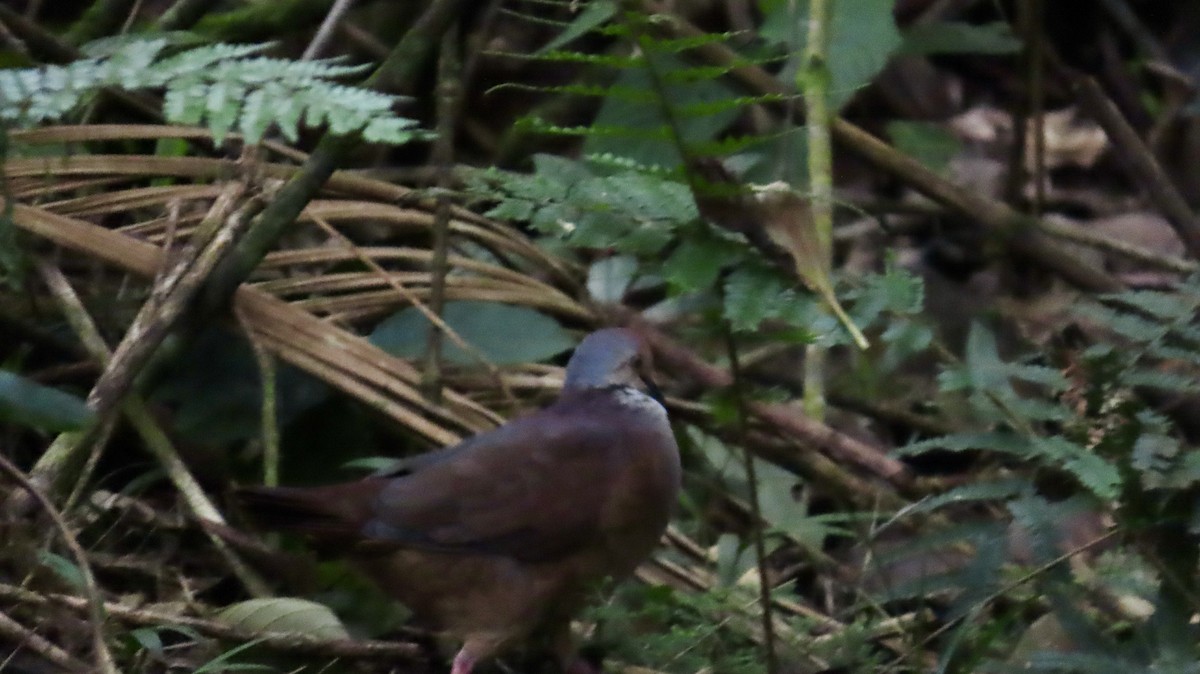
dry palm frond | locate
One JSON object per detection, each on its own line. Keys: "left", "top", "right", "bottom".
{"left": 4, "top": 124, "right": 598, "bottom": 446}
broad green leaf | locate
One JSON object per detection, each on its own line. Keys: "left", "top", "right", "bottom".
{"left": 371, "top": 301, "right": 575, "bottom": 365}
{"left": 587, "top": 255, "right": 639, "bottom": 302}
{"left": 0, "top": 370, "right": 93, "bottom": 432}
{"left": 38, "top": 550, "right": 86, "bottom": 589}
{"left": 129, "top": 627, "right": 164, "bottom": 654}
{"left": 216, "top": 597, "right": 349, "bottom": 641}
{"left": 900, "top": 21, "right": 1023, "bottom": 56}
{"left": 761, "top": 0, "right": 902, "bottom": 110}
{"left": 537, "top": 0, "right": 617, "bottom": 55}
{"left": 715, "top": 533, "right": 742, "bottom": 587}
{"left": 127, "top": 625, "right": 201, "bottom": 654}
{"left": 662, "top": 230, "right": 743, "bottom": 292}
{"left": 886, "top": 120, "right": 961, "bottom": 174}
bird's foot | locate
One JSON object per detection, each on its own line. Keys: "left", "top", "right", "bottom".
{"left": 450, "top": 650, "right": 476, "bottom": 674}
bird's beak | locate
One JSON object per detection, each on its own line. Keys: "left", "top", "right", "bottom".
{"left": 643, "top": 376, "right": 665, "bottom": 405}
{"left": 636, "top": 355, "right": 665, "bottom": 405}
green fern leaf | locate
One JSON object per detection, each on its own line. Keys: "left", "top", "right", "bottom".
{"left": 1123, "top": 367, "right": 1197, "bottom": 392}
{"left": 1032, "top": 436, "right": 1120, "bottom": 500}
{"left": 724, "top": 263, "right": 796, "bottom": 331}
{"left": 896, "top": 431, "right": 1031, "bottom": 457}
{"left": 1, "top": 39, "right": 421, "bottom": 147}
{"left": 906, "top": 478, "right": 1030, "bottom": 514}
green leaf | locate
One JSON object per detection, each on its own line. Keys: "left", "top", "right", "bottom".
{"left": 850, "top": 262, "right": 926, "bottom": 327}
{"left": 1075, "top": 302, "right": 1169, "bottom": 344}
{"left": 663, "top": 229, "right": 743, "bottom": 292}
{"left": 723, "top": 264, "right": 793, "bottom": 331}
{"left": 38, "top": 551, "right": 85, "bottom": 589}
{"left": 583, "top": 53, "right": 741, "bottom": 167}
{"left": 537, "top": 0, "right": 617, "bottom": 55}
{"left": 587, "top": 255, "right": 639, "bottom": 302}
{"left": 880, "top": 320, "right": 932, "bottom": 372}
{"left": 906, "top": 478, "right": 1030, "bottom": 514}
{"left": 362, "top": 116, "right": 423, "bottom": 144}
{"left": 1033, "top": 436, "right": 1121, "bottom": 500}
{"left": 192, "top": 637, "right": 272, "bottom": 673}
{"left": 761, "top": 0, "right": 903, "bottom": 110}
{"left": 886, "top": 121, "right": 961, "bottom": 174}
{"left": 129, "top": 627, "right": 164, "bottom": 654}
{"left": 900, "top": 21, "right": 1023, "bottom": 56}
{"left": 216, "top": 597, "right": 350, "bottom": 641}
{"left": 826, "top": 0, "right": 903, "bottom": 109}
{"left": 127, "top": 625, "right": 201, "bottom": 654}
{"left": 714, "top": 533, "right": 742, "bottom": 587}
{"left": 1, "top": 39, "right": 423, "bottom": 146}
{"left": 896, "top": 431, "right": 1032, "bottom": 457}
{"left": 0, "top": 370, "right": 93, "bottom": 432}
{"left": 371, "top": 301, "right": 575, "bottom": 365}
{"left": 1167, "top": 450, "right": 1200, "bottom": 489}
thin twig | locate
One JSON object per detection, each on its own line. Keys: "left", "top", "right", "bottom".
{"left": 302, "top": 0, "right": 358, "bottom": 60}
{"left": 643, "top": 325, "right": 914, "bottom": 487}
{"left": 1075, "top": 75, "right": 1200, "bottom": 259}
{"left": 0, "top": 454, "right": 119, "bottom": 674}
{"left": 423, "top": 22, "right": 462, "bottom": 404}
{"left": 1037, "top": 216, "right": 1197, "bottom": 273}
{"left": 0, "top": 582, "right": 422, "bottom": 663}
{"left": 25, "top": 181, "right": 254, "bottom": 503}
{"left": 879, "top": 528, "right": 1121, "bottom": 673}
{"left": 722, "top": 325, "right": 778, "bottom": 674}
{"left": 1024, "top": 0, "right": 1046, "bottom": 213}
{"left": 636, "top": 0, "right": 1124, "bottom": 293}
{"left": 36, "top": 259, "right": 272, "bottom": 598}
{"left": 308, "top": 214, "right": 518, "bottom": 409}
{"left": 0, "top": 608, "right": 89, "bottom": 672}
{"left": 240, "top": 309, "right": 280, "bottom": 488}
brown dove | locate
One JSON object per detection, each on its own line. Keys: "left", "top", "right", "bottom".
{"left": 236, "top": 327, "right": 681, "bottom": 674}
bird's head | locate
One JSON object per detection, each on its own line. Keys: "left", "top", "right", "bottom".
{"left": 563, "top": 327, "right": 660, "bottom": 398}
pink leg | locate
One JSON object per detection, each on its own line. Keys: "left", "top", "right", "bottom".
{"left": 450, "top": 649, "right": 476, "bottom": 674}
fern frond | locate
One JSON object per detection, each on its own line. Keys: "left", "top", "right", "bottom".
{"left": 895, "top": 432, "right": 1031, "bottom": 457}
{"left": 904, "top": 478, "right": 1030, "bottom": 515}
{"left": 1122, "top": 368, "right": 1197, "bottom": 393}
{"left": 1100, "top": 288, "right": 1200, "bottom": 322}
{"left": 1, "top": 38, "right": 423, "bottom": 146}
{"left": 1031, "top": 437, "right": 1120, "bottom": 500}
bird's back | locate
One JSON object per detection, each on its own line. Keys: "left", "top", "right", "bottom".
{"left": 236, "top": 384, "right": 678, "bottom": 624}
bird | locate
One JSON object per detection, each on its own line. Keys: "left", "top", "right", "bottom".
{"left": 235, "top": 327, "right": 681, "bottom": 674}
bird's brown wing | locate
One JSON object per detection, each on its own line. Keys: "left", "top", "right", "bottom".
{"left": 364, "top": 399, "right": 633, "bottom": 563}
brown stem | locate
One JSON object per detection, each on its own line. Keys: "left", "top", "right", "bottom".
{"left": 0, "top": 455, "right": 119, "bottom": 674}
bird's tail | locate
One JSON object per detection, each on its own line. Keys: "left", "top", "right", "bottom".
{"left": 234, "top": 482, "right": 379, "bottom": 540}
